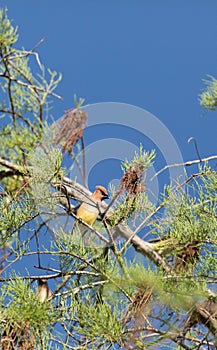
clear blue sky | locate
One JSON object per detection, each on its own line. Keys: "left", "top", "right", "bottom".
{"left": 2, "top": 1, "right": 217, "bottom": 187}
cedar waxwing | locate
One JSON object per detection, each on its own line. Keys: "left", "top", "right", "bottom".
{"left": 74, "top": 185, "right": 109, "bottom": 241}
{"left": 38, "top": 278, "right": 52, "bottom": 302}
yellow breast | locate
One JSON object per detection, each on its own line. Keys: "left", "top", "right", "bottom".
{"left": 76, "top": 205, "right": 98, "bottom": 226}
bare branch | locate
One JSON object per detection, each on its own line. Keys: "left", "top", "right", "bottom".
{"left": 0, "top": 72, "right": 62, "bottom": 100}
{"left": 0, "top": 156, "right": 27, "bottom": 173}
{"left": 0, "top": 109, "right": 39, "bottom": 136}
{"left": 151, "top": 154, "right": 217, "bottom": 180}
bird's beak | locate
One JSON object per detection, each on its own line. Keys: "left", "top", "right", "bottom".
{"left": 103, "top": 194, "right": 109, "bottom": 200}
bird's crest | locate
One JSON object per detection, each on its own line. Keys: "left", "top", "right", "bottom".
{"left": 95, "top": 185, "right": 109, "bottom": 199}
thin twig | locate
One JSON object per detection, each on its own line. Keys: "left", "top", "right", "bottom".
{"left": 54, "top": 280, "right": 108, "bottom": 298}
{"left": 188, "top": 137, "right": 202, "bottom": 162}
{"left": 81, "top": 136, "right": 88, "bottom": 188}
{"left": 121, "top": 204, "right": 163, "bottom": 254}
{"left": 31, "top": 36, "right": 48, "bottom": 53}
{"left": 0, "top": 73, "right": 62, "bottom": 100}
{"left": 0, "top": 156, "right": 27, "bottom": 172}
{"left": 0, "top": 109, "right": 39, "bottom": 136}
{"left": 151, "top": 155, "right": 217, "bottom": 181}
{"left": 23, "top": 250, "right": 133, "bottom": 302}
{"left": 1, "top": 57, "right": 16, "bottom": 130}
{"left": 35, "top": 230, "right": 41, "bottom": 268}
{"left": 69, "top": 210, "right": 110, "bottom": 245}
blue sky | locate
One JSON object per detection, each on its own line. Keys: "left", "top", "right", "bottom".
{"left": 1, "top": 1, "right": 217, "bottom": 189}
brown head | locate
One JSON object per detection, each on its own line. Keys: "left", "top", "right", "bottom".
{"left": 92, "top": 185, "right": 109, "bottom": 202}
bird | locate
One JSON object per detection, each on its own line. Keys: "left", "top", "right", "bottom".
{"left": 73, "top": 185, "right": 109, "bottom": 244}
{"left": 38, "top": 278, "right": 52, "bottom": 302}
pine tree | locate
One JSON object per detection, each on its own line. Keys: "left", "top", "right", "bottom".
{"left": 0, "top": 8, "right": 217, "bottom": 349}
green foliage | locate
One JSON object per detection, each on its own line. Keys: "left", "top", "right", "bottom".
{"left": 110, "top": 146, "right": 155, "bottom": 227}
{"left": 110, "top": 188, "right": 154, "bottom": 228}
{"left": 198, "top": 247, "right": 217, "bottom": 277}
{"left": 200, "top": 75, "right": 217, "bottom": 110}
{"left": 127, "top": 264, "right": 205, "bottom": 311}
{"left": 0, "top": 279, "right": 55, "bottom": 345}
{"left": 0, "top": 124, "right": 38, "bottom": 162}
{"left": 0, "top": 7, "right": 217, "bottom": 349}
{"left": 0, "top": 8, "right": 18, "bottom": 49}
{"left": 29, "top": 145, "right": 62, "bottom": 184}
{"left": 0, "top": 196, "right": 33, "bottom": 247}
{"left": 54, "top": 229, "right": 95, "bottom": 271}
{"left": 74, "top": 94, "right": 85, "bottom": 109}
{"left": 73, "top": 297, "right": 123, "bottom": 345}
{"left": 0, "top": 15, "right": 62, "bottom": 122}
{"left": 122, "top": 145, "right": 155, "bottom": 172}
{"left": 154, "top": 167, "right": 217, "bottom": 244}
